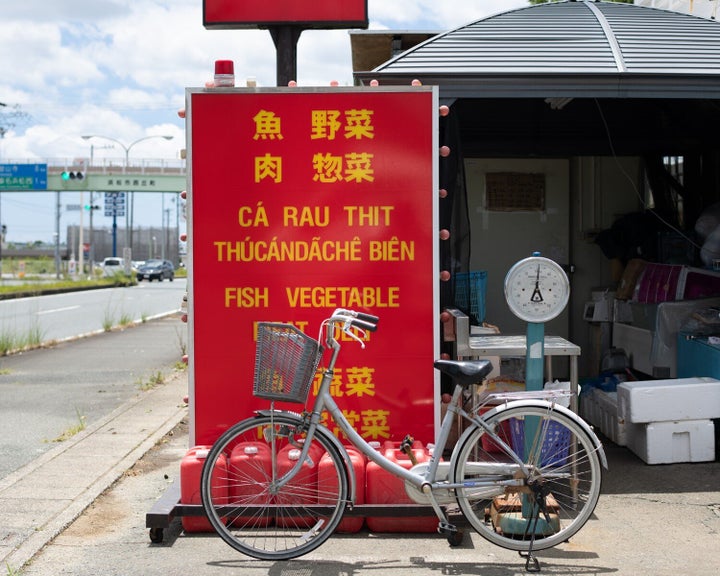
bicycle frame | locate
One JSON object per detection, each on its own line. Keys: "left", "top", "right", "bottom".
{"left": 268, "top": 312, "right": 606, "bottom": 526}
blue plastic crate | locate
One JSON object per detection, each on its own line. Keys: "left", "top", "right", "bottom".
{"left": 454, "top": 271, "right": 487, "bottom": 323}
{"left": 509, "top": 417, "right": 571, "bottom": 467}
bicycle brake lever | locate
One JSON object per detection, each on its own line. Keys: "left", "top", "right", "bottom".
{"left": 343, "top": 321, "right": 367, "bottom": 348}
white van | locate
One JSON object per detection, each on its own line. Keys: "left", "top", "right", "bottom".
{"left": 101, "top": 257, "right": 126, "bottom": 277}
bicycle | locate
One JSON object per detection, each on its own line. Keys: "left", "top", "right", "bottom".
{"left": 200, "top": 308, "right": 607, "bottom": 572}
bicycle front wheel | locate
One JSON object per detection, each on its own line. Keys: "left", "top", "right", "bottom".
{"left": 452, "top": 404, "right": 602, "bottom": 551}
{"left": 200, "top": 412, "right": 349, "bottom": 560}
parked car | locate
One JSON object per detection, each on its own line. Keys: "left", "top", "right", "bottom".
{"left": 136, "top": 259, "right": 175, "bottom": 282}
{"left": 101, "top": 257, "right": 127, "bottom": 277}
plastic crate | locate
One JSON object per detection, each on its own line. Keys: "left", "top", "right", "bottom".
{"left": 454, "top": 271, "right": 487, "bottom": 323}
{"left": 509, "top": 417, "right": 571, "bottom": 467}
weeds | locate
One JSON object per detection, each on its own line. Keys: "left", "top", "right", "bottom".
{"left": 118, "top": 312, "right": 134, "bottom": 327}
{"left": 50, "top": 408, "right": 86, "bottom": 443}
{"left": 138, "top": 371, "right": 166, "bottom": 391}
{"left": 0, "top": 322, "right": 46, "bottom": 356}
{"left": 175, "top": 326, "right": 187, "bottom": 356}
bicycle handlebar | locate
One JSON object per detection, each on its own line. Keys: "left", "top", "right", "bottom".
{"left": 328, "top": 308, "right": 379, "bottom": 332}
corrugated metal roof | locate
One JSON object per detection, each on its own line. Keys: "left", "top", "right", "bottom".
{"left": 356, "top": 0, "right": 720, "bottom": 98}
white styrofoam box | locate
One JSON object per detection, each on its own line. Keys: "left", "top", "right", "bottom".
{"left": 594, "top": 390, "right": 627, "bottom": 446}
{"left": 612, "top": 322, "right": 654, "bottom": 376}
{"left": 580, "top": 390, "right": 598, "bottom": 427}
{"left": 617, "top": 377, "right": 720, "bottom": 423}
{"left": 625, "top": 419, "right": 715, "bottom": 464}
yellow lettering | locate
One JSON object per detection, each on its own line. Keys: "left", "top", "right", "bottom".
{"left": 283, "top": 206, "right": 330, "bottom": 227}
{"left": 224, "top": 287, "right": 269, "bottom": 308}
{"left": 344, "top": 205, "right": 394, "bottom": 226}
{"left": 368, "top": 238, "right": 415, "bottom": 261}
{"left": 286, "top": 286, "right": 400, "bottom": 308}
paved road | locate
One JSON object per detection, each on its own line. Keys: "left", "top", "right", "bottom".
{"left": 0, "top": 278, "right": 186, "bottom": 344}
{"left": 0, "top": 314, "right": 187, "bottom": 479}
{"left": 14, "top": 417, "right": 720, "bottom": 576}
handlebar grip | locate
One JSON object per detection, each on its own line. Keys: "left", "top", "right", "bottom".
{"left": 355, "top": 311, "right": 380, "bottom": 324}
{"left": 351, "top": 318, "right": 378, "bottom": 332}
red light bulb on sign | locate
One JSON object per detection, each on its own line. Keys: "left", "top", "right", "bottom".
{"left": 214, "top": 60, "right": 235, "bottom": 87}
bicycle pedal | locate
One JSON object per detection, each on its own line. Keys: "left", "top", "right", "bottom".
{"left": 438, "top": 522, "right": 464, "bottom": 546}
{"left": 437, "top": 521, "right": 458, "bottom": 536}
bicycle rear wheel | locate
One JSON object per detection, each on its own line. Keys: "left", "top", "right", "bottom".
{"left": 452, "top": 403, "right": 602, "bottom": 551}
{"left": 200, "top": 412, "right": 348, "bottom": 560}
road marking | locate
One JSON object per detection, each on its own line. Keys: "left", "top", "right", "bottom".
{"left": 37, "top": 305, "right": 82, "bottom": 315}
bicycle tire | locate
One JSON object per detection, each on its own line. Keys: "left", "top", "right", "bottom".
{"left": 200, "top": 412, "right": 349, "bottom": 560}
{"left": 451, "top": 403, "right": 602, "bottom": 551}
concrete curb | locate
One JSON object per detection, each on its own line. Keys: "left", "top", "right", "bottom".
{"left": 0, "top": 370, "right": 188, "bottom": 571}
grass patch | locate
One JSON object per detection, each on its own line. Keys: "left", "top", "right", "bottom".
{"left": 0, "top": 276, "right": 135, "bottom": 300}
{"left": 50, "top": 408, "right": 86, "bottom": 443}
{"left": 0, "top": 322, "right": 46, "bottom": 356}
{"left": 138, "top": 371, "right": 166, "bottom": 391}
{"left": 118, "top": 312, "right": 134, "bottom": 327}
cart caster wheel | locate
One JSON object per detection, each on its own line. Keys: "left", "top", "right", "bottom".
{"left": 447, "top": 529, "right": 465, "bottom": 547}
{"left": 149, "top": 527, "right": 164, "bottom": 543}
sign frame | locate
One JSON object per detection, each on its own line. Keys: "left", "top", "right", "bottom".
{"left": 203, "top": 0, "right": 369, "bottom": 30}
{"left": 0, "top": 163, "right": 48, "bottom": 191}
{"left": 186, "top": 86, "right": 440, "bottom": 447}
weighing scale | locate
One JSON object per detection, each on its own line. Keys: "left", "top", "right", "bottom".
{"left": 496, "top": 253, "right": 571, "bottom": 561}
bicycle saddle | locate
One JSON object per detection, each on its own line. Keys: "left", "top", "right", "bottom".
{"left": 433, "top": 359, "right": 493, "bottom": 386}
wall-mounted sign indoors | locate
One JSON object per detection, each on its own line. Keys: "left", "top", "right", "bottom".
{"left": 203, "top": 0, "right": 368, "bottom": 29}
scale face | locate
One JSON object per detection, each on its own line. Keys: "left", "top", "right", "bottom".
{"left": 504, "top": 256, "right": 570, "bottom": 323}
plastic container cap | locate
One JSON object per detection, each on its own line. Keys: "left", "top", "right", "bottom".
{"left": 215, "top": 60, "right": 234, "bottom": 75}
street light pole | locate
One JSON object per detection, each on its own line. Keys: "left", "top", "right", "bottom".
{"left": 81, "top": 134, "right": 173, "bottom": 262}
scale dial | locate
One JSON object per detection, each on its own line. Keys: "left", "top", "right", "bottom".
{"left": 504, "top": 256, "right": 570, "bottom": 323}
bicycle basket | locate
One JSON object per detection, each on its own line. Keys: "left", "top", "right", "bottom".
{"left": 253, "top": 323, "right": 323, "bottom": 403}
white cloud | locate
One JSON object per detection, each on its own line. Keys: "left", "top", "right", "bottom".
{"left": 0, "top": 0, "right": 529, "bottom": 242}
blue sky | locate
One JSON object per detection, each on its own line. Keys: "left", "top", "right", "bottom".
{"left": 0, "top": 0, "right": 529, "bottom": 246}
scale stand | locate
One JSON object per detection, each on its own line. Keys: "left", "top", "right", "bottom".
{"left": 501, "top": 252, "right": 571, "bottom": 571}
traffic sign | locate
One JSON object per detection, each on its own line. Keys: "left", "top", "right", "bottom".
{"left": 0, "top": 164, "right": 48, "bottom": 190}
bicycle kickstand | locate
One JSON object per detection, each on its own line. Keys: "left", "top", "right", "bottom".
{"left": 519, "top": 549, "right": 541, "bottom": 573}
{"left": 518, "top": 507, "right": 544, "bottom": 572}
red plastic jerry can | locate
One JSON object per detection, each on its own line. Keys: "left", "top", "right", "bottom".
{"left": 180, "top": 446, "right": 227, "bottom": 533}
{"left": 228, "top": 442, "right": 273, "bottom": 527}
{"left": 365, "top": 441, "right": 437, "bottom": 533}
{"left": 318, "top": 445, "right": 366, "bottom": 533}
{"left": 276, "top": 441, "right": 326, "bottom": 528}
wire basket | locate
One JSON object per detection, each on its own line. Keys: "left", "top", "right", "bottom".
{"left": 253, "top": 323, "right": 323, "bottom": 403}
{"left": 509, "top": 417, "right": 571, "bottom": 467}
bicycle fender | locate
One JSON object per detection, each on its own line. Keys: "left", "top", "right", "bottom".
{"left": 255, "top": 409, "right": 358, "bottom": 503}
{"left": 474, "top": 401, "right": 608, "bottom": 469}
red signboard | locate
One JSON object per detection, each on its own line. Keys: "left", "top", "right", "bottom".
{"left": 187, "top": 87, "right": 438, "bottom": 447}
{"left": 204, "top": 0, "right": 368, "bottom": 29}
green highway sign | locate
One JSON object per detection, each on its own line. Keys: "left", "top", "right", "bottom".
{"left": 47, "top": 171, "right": 185, "bottom": 192}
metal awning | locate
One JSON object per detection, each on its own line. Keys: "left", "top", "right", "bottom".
{"left": 354, "top": 0, "right": 720, "bottom": 99}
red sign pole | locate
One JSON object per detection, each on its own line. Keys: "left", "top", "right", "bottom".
{"left": 187, "top": 87, "right": 439, "bottom": 447}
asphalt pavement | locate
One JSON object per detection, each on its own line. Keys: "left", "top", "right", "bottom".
{"left": 1, "top": 317, "right": 719, "bottom": 575}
